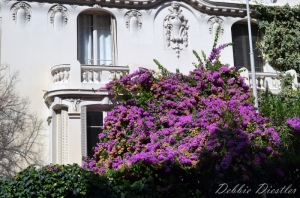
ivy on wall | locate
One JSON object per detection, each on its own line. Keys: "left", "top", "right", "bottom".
{"left": 252, "top": 4, "right": 300, "bottom": 73}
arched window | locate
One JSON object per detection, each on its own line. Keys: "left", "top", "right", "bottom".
{"left": 78, "top": 11, "right": 116, "bottom": 66}
{"left": 231, "top": 23, "right": 262, "bottom": 71}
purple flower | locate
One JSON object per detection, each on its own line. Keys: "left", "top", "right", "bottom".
{"left": 165, "top": 167, "right": 171, "bottom": 173}
{"left": 220, "top": 154, "right": 232, "bottom": 170}
{"left": 227, "top": 78, "right": 235, "bottom": 85}
{"left": 211, "top": 85, "right": 217, "bottom": 92}
{"left": 212, "top": 71, "right": 220, "bottom": 79}
{"left": 286, "top": 117, "right": 300, "bottom": 131}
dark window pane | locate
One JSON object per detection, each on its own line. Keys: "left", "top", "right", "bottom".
{"left": 78, "top": 14, "right": 93, "bottom": 27}
{"left": 87, "top": 127, "right": 102, "bottom": 157}
{"left": 87, "top": 112, "right": 103, "bottom": 126}
{"left": 95, "top": 15, "right": 111, "bottom": 28}
{"left": 232, "top": 24, "right": 262, "bottom": 71}
{"left": 87, "top": 112, "right": 103, "bottom": 157}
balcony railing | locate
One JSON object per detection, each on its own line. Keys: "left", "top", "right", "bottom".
{"left": 51, "top": 64, "right": 70, "bottom": 83}
{"left": 238, "top": 67, "right": 299, "bottom": 93}
{"left": 80, "top": 65, "right": 128, "bottom": 84}
{"left": 49, "top": 63, "right": 129, "bottom": 92}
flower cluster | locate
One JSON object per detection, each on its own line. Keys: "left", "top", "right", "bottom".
{"left": 286, "top": 117, "right": 300, "bottom": 132}
{"left": 83, "top": 44, "right": 280, "bottom": 183}
{"left": 207, "top": 44, "right": 230, "bottom": 63}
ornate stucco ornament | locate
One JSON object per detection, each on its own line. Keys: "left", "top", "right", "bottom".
{"left": 207, "top": 16, "right": 224, "bottom": 35}
{"left": 49, "top": 4, "right": 68, "bottom": 26}
{"left": 64, "top": 98, "right": 82, "bottom": 112}
{"left": 235, "top": 0, "right": 274, "bottom": 4}
{"left": 124, "top": 9, "right": 142, "bottom": 30}
{"left": 70, "top": 5, "right": 78, "bottom": 9}
{"left": 164, "top": 2, "right": 189, "bottom": 58}
{"left": 11, "top": 2, "right": 32, "bottom": 23}
{"left": 93, "top": 4, "right": 101, "bottom": 8}
{"left": 37, "top": 2, "right": 45, "bottom": 7}
{"left": 2, "top": 0, "right": 11, "bottom": 4}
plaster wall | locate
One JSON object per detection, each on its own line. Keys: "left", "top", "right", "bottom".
{"left": 0, "top": 0, "right": 282, "bottom": 164}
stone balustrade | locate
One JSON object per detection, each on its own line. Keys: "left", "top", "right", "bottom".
{"left": 239, "top": 68, "right": 298, "bottom": 93}
{"left": 50, "top": 64, "right": 71, "bottom": 83}
{"left": 80, "top": 65, "right": 129, "bottom": 84}
{"left": 249, "top": 72, "right": 281, "bottom": 90}
{"left": 49, "top": 63, "right": 129, "bottom": 92}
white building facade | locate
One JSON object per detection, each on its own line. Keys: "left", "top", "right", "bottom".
{"left": 0, "top": 0, "right": 298, "bottom": 165}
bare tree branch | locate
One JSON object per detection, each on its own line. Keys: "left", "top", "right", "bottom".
{"left": 0, "top": 64, "right": 45, "bottom": 178}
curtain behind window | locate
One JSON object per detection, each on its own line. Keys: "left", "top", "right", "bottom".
{"left": 78, "top": 14, "right": 93, "bottom": 65}
{"left": 231, "top": 24, "right": 262, "bottom": 71}
{"left": 96, "top": 15, "right": 112, "bottom": 66}
{"left": 78, "top": 14, "right": 112, "bottom": 65}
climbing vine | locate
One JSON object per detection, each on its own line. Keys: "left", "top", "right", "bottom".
{"left": 252, "top": 4, "right": 300, "bottom": 72}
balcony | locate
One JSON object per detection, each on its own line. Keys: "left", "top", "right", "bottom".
{"left": 239, "top": 67, "right": 299, "bottom": 93}
{"left": 45, "top": 62, "right": 129, "bottom": 103}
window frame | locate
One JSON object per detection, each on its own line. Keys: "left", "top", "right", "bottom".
{"left": 231, "top": 23, "right": 263, "bottom": 72}
{"left": 81, "top": 106, "right": 108, "bottom": 159}
{"left": 77, "top": 11, "right": 116, "bottom": 66}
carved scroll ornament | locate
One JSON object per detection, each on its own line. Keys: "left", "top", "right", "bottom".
{"left": 125, "top": 10, "right": 142, "bottom": 30}
{"left": 49, "top": 4, "right": 68, "bottom": 26}
{"left": 11, "top": 2, "right": 32, "bottom": 23}
{"left": 207, "top": 16, "right": 224, "bottom": 35}
{"left": 164, "top": 2, "right": 189, "bottom": 58}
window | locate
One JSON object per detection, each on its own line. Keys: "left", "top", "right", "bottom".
{"left": 231, "top": 23, "right": 262, "bottom": 71}
{"left": 78, "top": 12, "right": 116, "bottom": 65}
{"left": 86, "top": 112, "right": 103, "bottom": 157}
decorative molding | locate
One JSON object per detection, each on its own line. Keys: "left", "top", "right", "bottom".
{"left": 93, "top": 4, "right": 101, "bottom": 8}
{"left": 68, "top": 98, "right": 82, "bottom": 112}
{"left": 117, "top": 8, "right": 125, "bottom": 13}
{"left": 164, "top": 2, "right": 189, "bottom": 58}
{"left": 47, "top": 116, "right": 52, "bottom": 125}
{"left": 49, "top": 4, "right": 68, "bottom": 26}
{"left": 124, "top": 9, "right": 142, "bottom": 30}
{"left": 18, "top": 0, "right": 249, "bottom": 16}
{"left": 233, "top": 0, "right": 274, "bottom": 4}
{"left": 2, "top": 0, "right": 11, "bottom": 4}
{"left": 207, "top": 16, "right": 224, "bottom": 35}
{"left": 11, "top": 2, "right": 32, "bottom": 23}
{"left": 70, "top": 5, "right": 78, "bottom": 9}
{"left": 199, "top": 13, "right": 207, "bottom": 18}
{"left": 225, "top": 16, "right": 231, "bottom": 21}
{"left": 146, "top": 9, "right": 152, "bottom": 14}
{"left": 37, "top": 2, "right": 45, "bottom": 7}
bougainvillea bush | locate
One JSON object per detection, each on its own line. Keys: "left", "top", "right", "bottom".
{"left": 83, "top": 33, "right": 282, "bottom": 196}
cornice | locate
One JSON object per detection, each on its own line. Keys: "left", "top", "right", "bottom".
{"left": 17, "top": 0, "right": 255, "bottom": 15}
